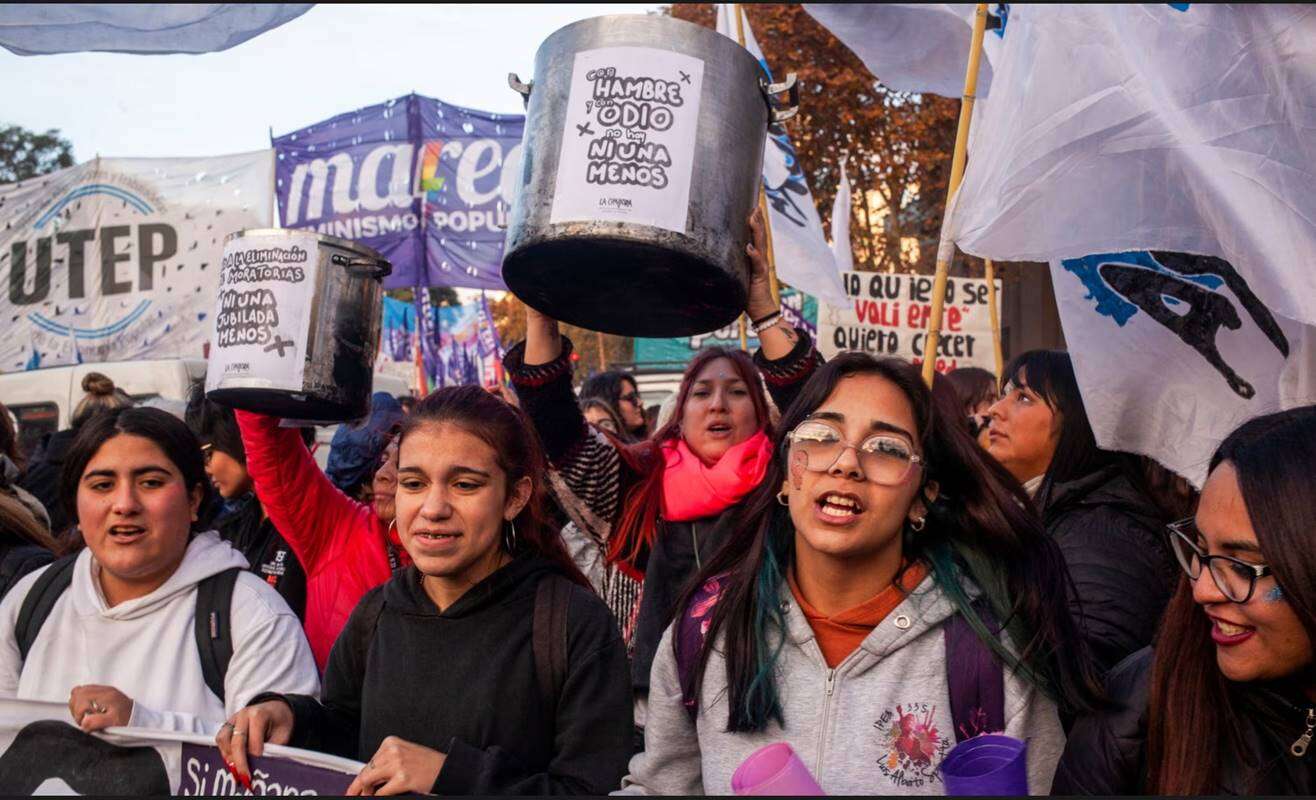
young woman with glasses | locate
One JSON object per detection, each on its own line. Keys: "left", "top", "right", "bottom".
{"left": 1053, "top": 406, "right": 1316, "bottom": 795}
{"left": 581, "top": 372, "right": 649, "bottom": 443}
{"left": 618, "top": 354, "right": 1100, "bottom": 795}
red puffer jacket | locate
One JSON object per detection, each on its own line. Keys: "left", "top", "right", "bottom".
{"left": 236, "top": 410, "right": 406, "bottom": 669}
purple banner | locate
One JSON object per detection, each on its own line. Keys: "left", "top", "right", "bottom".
{"left": 273, "top": 93, "right": 524, "bottom": 291}
{"left": 179, "top": 742, "right": 353, "bottom": 795}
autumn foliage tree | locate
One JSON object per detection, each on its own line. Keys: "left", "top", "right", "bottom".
{"left": 488, "top": 294, "right": 633, "bottom": 385}
{"left": 669, "top": 4, "right": 982, "bottom": 276}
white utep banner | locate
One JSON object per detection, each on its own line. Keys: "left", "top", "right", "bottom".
{"left": 715, "top": 4, "right": 847, "bottom": 307}
{"left": 0, "top": 698, "right": 360, "bottom": 795}
{"left": 950, "top": 4, "right": 1316, "bottom": 328}
{"left": 0, "top": 151, "right": 274, "bottom": 373}
{"left": 804, "top": 4, "right": 1004, "bottom": 99}
{"left": 0, "top": 5, "right": 312, "bottom": 56}
{"left": 1052, "top": 252, "right": 1315, "bottom": 488}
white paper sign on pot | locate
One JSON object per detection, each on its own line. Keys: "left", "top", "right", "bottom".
{"left": 205, "top": 231, "right": 320, "bottom": 393}
{"left": 550, "top": 46, "right": 705, "bottom": 233}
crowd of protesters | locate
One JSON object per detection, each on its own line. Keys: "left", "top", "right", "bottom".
{"left": 0, "top": 214, "right": 1310, "bottom": 796}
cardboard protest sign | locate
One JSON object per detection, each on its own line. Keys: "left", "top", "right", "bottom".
{"left": 0, "top": 698, "right": 359, "bottom": 795}
{"left": 550, "top": 46, "right": 705, "bottom": 233}
{"left": 817, "top": 271, "right": 1001, "bottom": 373}
{"left": 0, "top": 151, "right": 273, "bottom": 373}
{"left": 205, "top": 232, "right": 319, "bottom": 395}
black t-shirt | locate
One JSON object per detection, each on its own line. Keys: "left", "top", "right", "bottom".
{"left": 215, "top": 495, "right": 307, "bottom": 620}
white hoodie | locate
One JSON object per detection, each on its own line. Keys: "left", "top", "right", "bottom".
{"left": 0, "top": 531, "right": 319, "bottom": 734}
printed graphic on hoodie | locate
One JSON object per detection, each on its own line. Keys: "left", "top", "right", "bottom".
{"left": 873, "top": 703, "right": 948, "bottom": 788}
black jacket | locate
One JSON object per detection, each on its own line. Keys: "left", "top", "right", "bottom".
{"left": 630, "top": 512, "right": 732, "bottom": 693}
{"left": 1053, "top": 648, "right": 1316, "bottom": 795}
{"left": 276, "top": 554, "right": 634, "bottom": 795}
{"left": 1041, "top": 465, "right": 1178, "bottom": 676}
{"left": 214, "top": 495, "right": 307, "bottom": 620}
{"left": 18, "top": 428, "right": 78, "bottom": 535}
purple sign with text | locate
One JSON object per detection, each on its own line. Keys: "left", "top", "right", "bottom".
{"left": 180, "top": 742, "right": 355, "bottom": 796}
{"left": 273, "top": 93, "right": 524, "bottom": 291}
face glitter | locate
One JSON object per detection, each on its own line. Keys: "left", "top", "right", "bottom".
{"left": 789, "top": 449, "right": 808, "bottom": 490}
{"left": 1265, "top": 585, "right": 1284, "bottom": 603}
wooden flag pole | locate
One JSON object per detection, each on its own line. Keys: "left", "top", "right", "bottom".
{"left": 921, "top": 3, "right": 989, "bottom": 388}
{"left": 985, "top": 258, "right": 1004, "bottom": 377}
{"left": 596, "top": 330, "right": 608, "bottom": 371}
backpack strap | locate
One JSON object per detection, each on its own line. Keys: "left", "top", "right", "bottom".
{"left": 194, "top": 568, "right": 242, "bottom": 703}
{"left": 533, "top": 575, "right": 572, "bottom": 719}
{"left": 676, "top": 575, "right": 728, "bottom": 721}
{"left": 944, "top": 600, "right": 1007, "bottom": 742}
{"left": 15, "top": 553, "right": 78, "bottom": 662}
{"left": 0, "top": 546, "right": 55, "bottom": 602}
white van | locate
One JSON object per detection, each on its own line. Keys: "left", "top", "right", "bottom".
{"left": 0, "top": 359, "right": 207, "bottom": 456}
{"left": 0, "top": 360, "right": 414, "bottom": 460}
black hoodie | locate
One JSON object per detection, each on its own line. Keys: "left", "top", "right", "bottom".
{"left": 275, "top": 554, "right": 634, "bottom": 795}
{"left": 1040, "top": 464, "right": 1179, "bottom": 677}
{"left": 1053, "top": 647, "right": 1316, "bottom": 795}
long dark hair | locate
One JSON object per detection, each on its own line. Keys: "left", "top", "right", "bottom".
{"left": 683, "top": 353, "right": 1101, "bottom": 731}
{"left": 946, "top": 366, "right": 998, "bottom": 416}
{"left": 60, "top": 407, "right": 211, "bottom": 531}
{"left": 609, "top": 347, "right": 773, "bottom": 567}
{"left": 398, "top": 385, "right": 588, "bottom": 588}
{"left": 1002, "top": 350, "right": 1117, "bottom": 494}
{"left": 581, "top": 370, "right": 642, "bottom": 440}
{"left": 1147, "top": 406, "right": 1316, "bottom": 795}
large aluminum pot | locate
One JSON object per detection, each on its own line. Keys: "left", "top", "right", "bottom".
{"left": 205, "top": 229, "right": 391, "bottom": 423}
{"left": 504, "top": 14, "right": 797, "bottom": 337}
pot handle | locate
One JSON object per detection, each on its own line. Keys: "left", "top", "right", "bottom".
{"left": 508, "top": 73, "right": 534, "bottom": 108}
{"left": 331, "top": 253, "right": 393, "bottom": 280}
{"left": 761, "top": 73, "right": 800, "bottom": 124}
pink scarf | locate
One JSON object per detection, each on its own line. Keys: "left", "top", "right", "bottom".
{"left": 660, "top": 430, "right": 773, "bottom": 522}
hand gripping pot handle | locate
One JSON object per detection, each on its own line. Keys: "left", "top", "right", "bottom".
{"left": 508, "top": 72, "right": 534, "bottom": 107}
{"left": 330, "top": 253, "right": 392, "bottom": 280}
{"left": 761, "top": 73, "right": 799, "bottom": 123}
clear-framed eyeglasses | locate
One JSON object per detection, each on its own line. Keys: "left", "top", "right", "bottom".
{"left": 1166, "top": 518, "right": 1274, "bottom": 603}
{"left": 785, "top": 419, "right": 923, "bottom": 486}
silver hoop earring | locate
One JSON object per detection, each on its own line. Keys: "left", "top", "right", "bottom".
{"left": 387, "top": 519, "right": 398, "bottom": 539}
{"left": 909, "top": 516, "right": 926, "bottom": 532}
{"left": 503, "top": 519, "right": 518, "bottom": 553}
{"left": 776, "top": 491, "right": 789, "bottom": 507}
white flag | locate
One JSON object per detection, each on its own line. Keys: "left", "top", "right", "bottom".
{"left": 830, "top": 157, "right": 854, "bottom": 272}
{"left": 0, "top": 151, "right": 274, "bottom": 372}
{"left": 951, "top": 4, "right": 1316, "bottom": 328}
{"left": 715, "top": 4, "right": 847, "bottom": 307}
{"left": 1051, "top": 253, "right": 1315, "bottom": 488}
{"left": 804, "top": 4, "right": 1003, "bottom": 99}
{"left": 0, "top": 4, "right": 312, "bottom": 55}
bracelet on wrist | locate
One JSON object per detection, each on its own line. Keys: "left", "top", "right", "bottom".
{"left": 750, "top": 309, "right": 781, "bottom": 327}
{"left": 752, "top": 312, "right": 783, "bottom": 335}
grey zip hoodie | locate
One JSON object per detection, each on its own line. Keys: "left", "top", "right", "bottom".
{"left": 617, "top": 573, "right": 1065, "bottom": 795}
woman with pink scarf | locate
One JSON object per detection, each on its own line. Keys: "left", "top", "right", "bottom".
{"left": 503, "top": 210, "right": 822, "bottom": 723}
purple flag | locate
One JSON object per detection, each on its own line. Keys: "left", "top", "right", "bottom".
{"left": 273, "top": 93, "right": 524, "bottom": 291}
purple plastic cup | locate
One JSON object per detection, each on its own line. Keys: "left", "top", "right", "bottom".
{"left": 731, "top": 743, "right": 825, "bottom": 796}
{"left": 939, "top": 734, "right": 1029, "bottom": 796}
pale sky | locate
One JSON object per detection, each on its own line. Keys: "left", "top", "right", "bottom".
{"left": 0, "top": 4, "right": 659, "bottom": 160}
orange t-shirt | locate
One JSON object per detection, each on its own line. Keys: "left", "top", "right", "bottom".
{"left": 788, "top": 562, "right": 930, "bottom": 668}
